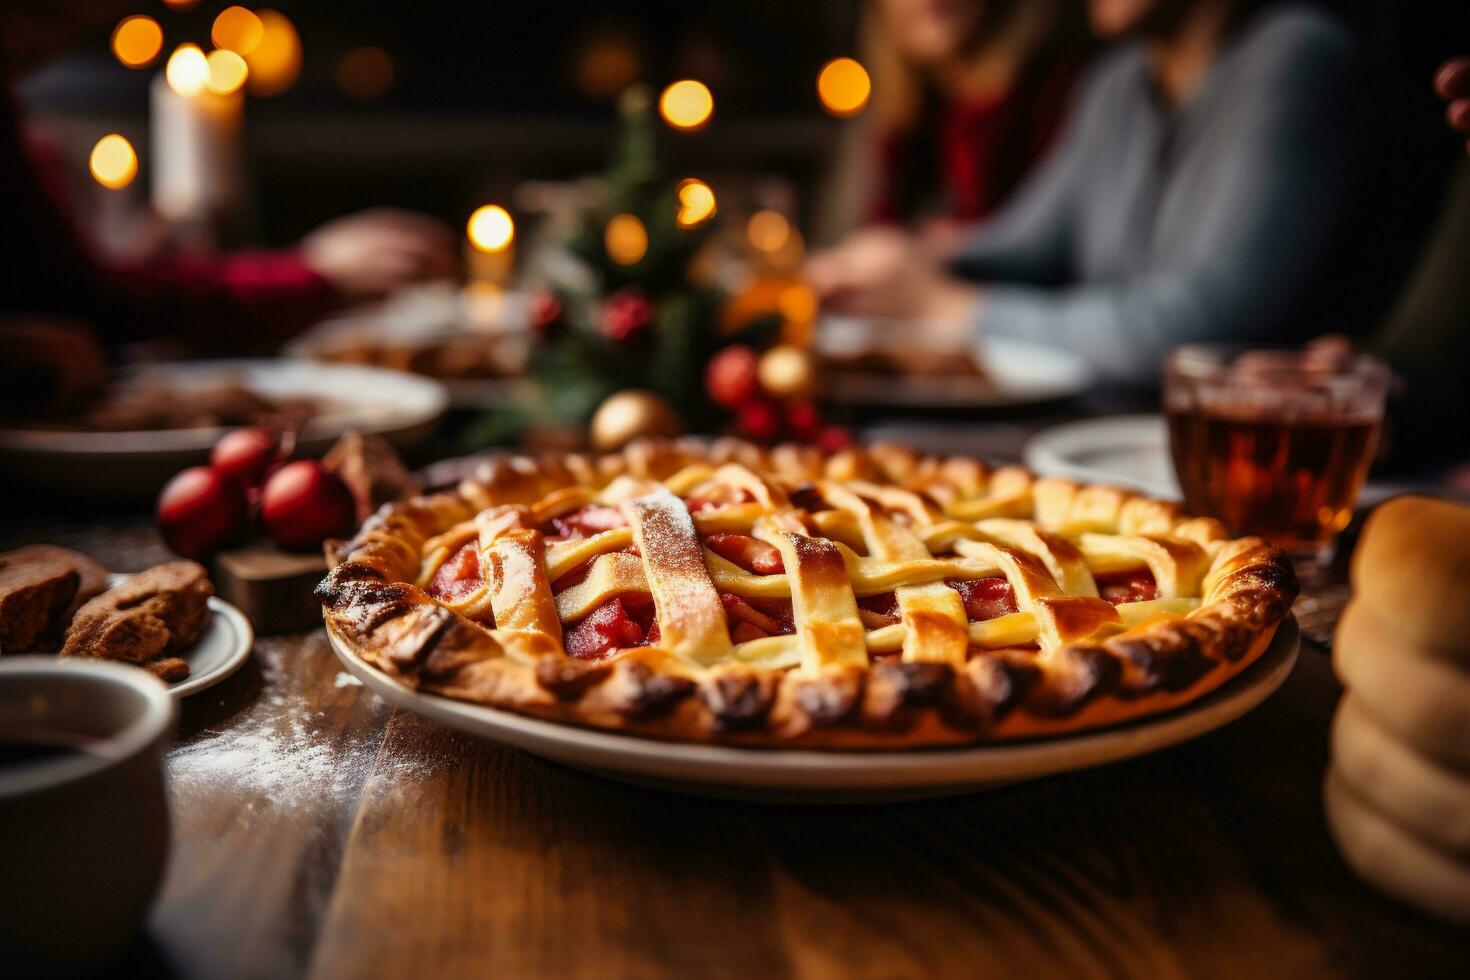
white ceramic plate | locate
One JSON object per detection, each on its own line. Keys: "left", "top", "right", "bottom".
{"left": 328, "top": 617, "right": 1298, "bottom": 803}
{"left": 0, "top": 360, "right": 448, "bottom": 496}
{"left": 22, "top": 575, "right": 253, "bottom": 699}
{"left": 1025, "top": 415, "right": 1182, "bottom": 499}
{"left": 817, "top": 317, "right": 1093, "bottom": 410}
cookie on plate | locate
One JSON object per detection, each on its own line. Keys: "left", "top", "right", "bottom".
{"left": 62, "top": 561, "right": 213, "bottom": 680}
{"left": 0, "top": 545, "right": 109, "bottom": 653}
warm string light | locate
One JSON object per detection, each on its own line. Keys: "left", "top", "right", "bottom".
{"left": 244, "top": 10, "right": 302, "bottom": 96}
{"left": 658, "top": 80, "right": 713, "bottom": 131}
{"left": 336, "top": 46, "right": 395, "bottom": 101}
{"left": 605, "top": 213, "right": 648, "bottom": 265}
{"left": 675, "top": 178, "right": 716, "bottom": 229}
{"left": 165, "top": 43, "right": 210, "bottom": 97}
{"left": 212, "top": 6, "right": 265, "bottom": 57}
{"left": 747, "top": 210, "right": 791, "bottom": 253}
{"left": 206, "top": 49, "right": 249, "bottom": 95}
{"left": 162, "top": 0, "right": 202, "bottom": 9}
{"left": 111, "top": 16, "right": 163, "bottom": 69}
{"left": 467, "top": 205, "right": 515, "bottom": 253}
{"left": 89, "top": 134, "right": 138, "bottom": 189}
{"left": 817, "top": 57, "right": 871, "bottom": 117}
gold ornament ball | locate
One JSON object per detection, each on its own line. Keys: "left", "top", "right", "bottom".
{"left": 757, "top": 344, "right": 820, "bottom": 398}
{"left": 590, "top": 389, "right": 683, "bottom": 452}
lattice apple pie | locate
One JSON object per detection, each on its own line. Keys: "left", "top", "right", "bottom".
{"left": 318, "top": 440, "right": 1296, "bottom": 748}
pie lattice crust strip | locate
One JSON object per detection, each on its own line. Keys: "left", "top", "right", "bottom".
{"left": 318, "top": 439, "right": 1297, "bottom": 748}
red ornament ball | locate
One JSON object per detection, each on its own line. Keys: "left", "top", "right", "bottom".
{"left": 735, "top": 398, "right": 782, "bottom": 442}
{"left": 705, "top": 345, "right": 760, "bottom": 409}
{"left": 260, "top": 460, "right": 356, "bottom": 551}
{"left": 782, "top": 399, "right": 822, "bottom": 437}
{"left": 816, "top": 424, "right": 854, "bottom": 453}
{"left": 210, "top": 426, "right": 280, "bottom": 488}
{"left": 529, "top": 291, "right": 564, "bottom": 340}
{"left": 156, "top": 466, "right": 247, "bottom": 560}
{"left": 600, "top": 288, "right": 653, "bottom": 342}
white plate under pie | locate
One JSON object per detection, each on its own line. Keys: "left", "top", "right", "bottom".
{"left": 0, "top": 359, "right": 448, "bottom": 497}
{"left": 327, "top": 617, "right": 1299, "bottom": 803}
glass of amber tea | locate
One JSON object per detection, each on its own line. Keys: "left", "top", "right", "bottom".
{"left": 1165, "top": 345, "right": 1391, "bottom": 569}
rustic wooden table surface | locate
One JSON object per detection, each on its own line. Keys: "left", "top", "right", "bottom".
{"left": 6, "top": 429, "right": 1469, "bottom": 980}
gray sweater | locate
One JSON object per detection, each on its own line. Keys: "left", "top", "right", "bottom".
{"left": 954, "top": 5, "right": 1356, "bottom": 382}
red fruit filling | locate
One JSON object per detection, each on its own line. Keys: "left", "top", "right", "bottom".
{"left": 947, "top": 577, "right": 1019, "bottom": 622}
{"left": 704, "top": 533, "right": 784, "bottom": 574}
{"left": 857, "top": 591, "right": 900, "bottom": 628}
{"left": 565, "top": 594, "right": 659, "bottom": 660}
{"left": 1095, "top": 569, "right": 1158, "bottom": 605}
{"left": 721, "top": 593, "right": 795, "bottom": 643}
{"left": 547, "top": 505, "right": 628, "bottom": 540}
{"left": 427, "top": 543, "right": 484, "bottom": 601}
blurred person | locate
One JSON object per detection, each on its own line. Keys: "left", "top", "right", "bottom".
{"left": 807, "top": 0, "right": 1358, "bottom": 385}
{"left": 1364, "top": 56, "right": 1470, "bottom": 475}
{"left": 864, "top": 0, "right": 1087, "bottom": 235}
{"left": 0, "top": 3, "right": 456, "bottom": 415}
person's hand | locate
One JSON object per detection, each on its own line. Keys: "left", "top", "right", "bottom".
{"left": 804, "top": 227, "right": 980, "bottom": 351}
{"left": 0, "top": 318, "right": 109, "bottom": 418}
{"left": 1433, "top": 57, "right": 1470, "bottom": 153}
{"left": 299, "top": 208, "right": 458, "bottom": 300}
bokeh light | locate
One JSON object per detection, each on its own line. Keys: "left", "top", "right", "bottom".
{"left": 165, "top": 44, "right": 210, "bottom": 97}
{"left": 111, "top": 16, "right": 163, "bottom": 69}
{"left": 244, "top": 10, "right": 302, "bottom": 97}
{"left": 675, "top": 179, "right": 716, "bottom": 229}
{"left": 89, "top": 134, "right": 138, "bottom": 190}
{"left": 576, "top": 35, "right": 641, "bottom": 100}
{"left": 206, "top": 49, "right": 249, "bottom": 95}
{"left": 817, "top": 57, "right": 871, "bottom": 117}
{"left": 468, "top": 205, "right": 515, "bottom": 253}
{"left": 658, "top": 80, "right": 713, "bottom": 131}
{"left": 747, "top": 210, "right": 791, "bottom": 253}
{"left": 605, "top": 213, "right": 648, "bottom": 265}
{"left": 162, "top": 0, "right": 201, "bottom": 9}
{"left": 212, "top": 7, "right": 265, "bottom": 57}
{"left": 336, "top": 47, "right": 395, "bottom": 101}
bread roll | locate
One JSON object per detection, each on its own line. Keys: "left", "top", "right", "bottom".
{"left": 1331, "top": 695, "right": 1470, "bottom": 857}
{"left": 1351, "top": 495, "right": 1470, "bottom": 660}
{"left": 1334, "top": 600, "right": 1470, "bottom": 767}
{"left": 1325, "top": 770, "right": 1470, "bottom": 926}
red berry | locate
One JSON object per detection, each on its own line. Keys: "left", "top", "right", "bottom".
{"left": 816, "top": 424, "right": 853, "bottom": 452}
{"left": 529, "top": 291, "right": 564, "bottom": 339}
{"left": 706, "top": 345, "right": 759, "bottom": 408}
{"left": 782, "top": 399, "right": 821, "bottom": 436}
{"left": 156, "top": 466, "right": 247, "bottom": 560}
{"left": 210, "top": 427, "right": 280, "bottom": 488}
{"left": 260, "top": 460, "right": 356, "bottom": 551}
{"left": 599, "top": 288, "right": 653, "bottom": 342}
{"left": 735, "top": 398, "right": 782, "bottom": 441}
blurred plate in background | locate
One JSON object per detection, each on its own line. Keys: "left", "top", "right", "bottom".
{"left": 817, "top": 316, "right": 1092, "bottom": 411}
{"left": 1025, "top": 415, "right": 1181, "bottom": 498}
{"left": 0, "top": 360, "right": 448, "bottom": 498}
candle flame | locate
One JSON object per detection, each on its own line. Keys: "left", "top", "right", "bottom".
{"left": 111, "top": 15, "right": 163, "bottom": 69}
{"left": 817, "top": 58, "right": 871, "bottom": 118}
{"left": 89, "top": 134, "right": 138, "bottom": 190}
{"left": 165, "top": 44, "right": 210, "bottom": 97}
{"left": 468, "top": 205, "right": 515, "bottom": 253}
{"left": 659, "top": 80, "right": 713, "bottom": 131}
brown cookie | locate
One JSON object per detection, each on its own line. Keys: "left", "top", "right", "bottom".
{"left": 62, "top": 561, "right": 213, "bottom": 678}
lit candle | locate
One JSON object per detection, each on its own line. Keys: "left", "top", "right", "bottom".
{"left": 151, "top": 44, "right": 245, "bottom": 242}
{"left": 466, "top": 205, "right": 516, "bottom": 288}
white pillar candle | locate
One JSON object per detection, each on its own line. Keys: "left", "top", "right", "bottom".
{"left": 150, "top": 71, "right": 243, "bottom": 235}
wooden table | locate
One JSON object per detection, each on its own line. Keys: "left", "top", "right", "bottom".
{"left": 6, "top": 474, "right": 1468, "bottom": 980}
